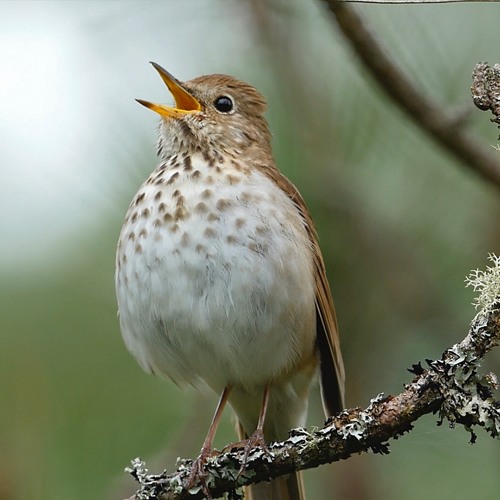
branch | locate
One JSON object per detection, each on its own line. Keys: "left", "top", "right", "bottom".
{"left": 125, "top": 305, "right": 500, "bottom": 499}
{"left": 321, "top": 1, "right": 500, "bottom": 190}
{"left": 471, "top": 62, "right": 500, "bottom": 134}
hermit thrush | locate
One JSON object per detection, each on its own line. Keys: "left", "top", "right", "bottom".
{"left": 116, "top": 62, "right": 345, "bottom": 500}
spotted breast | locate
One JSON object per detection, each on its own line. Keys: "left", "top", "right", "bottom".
{"left": 116, "top": 151, "right": 317, "bottom": 393}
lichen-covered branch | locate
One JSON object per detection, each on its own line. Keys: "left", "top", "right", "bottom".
{"left": 125, "top": 303, "right": 500, "bottom": 500}
{"left": 471, "top": 63, "right": 500, "bottom": 133}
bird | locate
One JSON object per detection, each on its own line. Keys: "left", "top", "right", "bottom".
{"left": 115, "top": 62, "right": 345, "bottom": 500}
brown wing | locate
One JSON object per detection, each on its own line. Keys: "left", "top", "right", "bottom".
{"left": 312, "top": 239, "right": 346, "bottom": 415}
{"left": 263, "top": 166, "right": 346, "bottom": 415}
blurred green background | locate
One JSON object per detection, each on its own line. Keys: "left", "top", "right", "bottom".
{"left": 1, "top": 1, "right": 499, "bottom": 499}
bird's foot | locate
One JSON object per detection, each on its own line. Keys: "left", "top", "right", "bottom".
{"left": 186, "top": 446, "right": 220, "bottom": 499}
{"left": 223, "top": 429, "right": 271, "bottom": 478}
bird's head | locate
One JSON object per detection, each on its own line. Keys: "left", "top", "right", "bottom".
{"left": 137, "top": 62, "right": 272, "bottom": 163}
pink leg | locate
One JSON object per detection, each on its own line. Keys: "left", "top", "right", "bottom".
{"left": 255, "top": 385, "right": 270, "bottom": 437}
{"left": 236, "top": 386, "right": 272, "bottom": 476}
{"left": 187, "top": 386, "right": 231, "bottom": 496}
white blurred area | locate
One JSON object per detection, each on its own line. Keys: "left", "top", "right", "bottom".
{"left": 0, "top": 1, "right": 253, "bottom": 272}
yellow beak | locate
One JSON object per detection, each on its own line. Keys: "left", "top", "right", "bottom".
{"left": 136, "top": 62, "right": 202, "bottom": 118}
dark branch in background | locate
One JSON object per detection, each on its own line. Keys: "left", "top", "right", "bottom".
{"left": 471, "top": 62, "right": 500, "bottom": 135}
{"left": 321, "top": 1, "right": 500, "bottom": 190}
{"left": 125, "top": 308, "right": 500, "bottom": 500}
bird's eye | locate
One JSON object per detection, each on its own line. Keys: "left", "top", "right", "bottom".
{"left": 214, "top": 96, "right": 233, "bottom": 113}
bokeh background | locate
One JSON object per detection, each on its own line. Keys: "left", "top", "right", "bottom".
{"left": 1, "top": 1, "right": 499, "bottom": 499}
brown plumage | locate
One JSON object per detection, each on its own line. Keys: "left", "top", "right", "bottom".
{"left": 116, "top": 62, "right": 345, "bottom": 499}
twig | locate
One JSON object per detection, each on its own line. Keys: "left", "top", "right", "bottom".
{"left": 125, "top": 308, "right": 500, "bottom": 499}
{"left": 322, "top": 1, "right": 500, "bottom": 189}
{"left": 471, "top": 62, "right": 500, "bottom": 133}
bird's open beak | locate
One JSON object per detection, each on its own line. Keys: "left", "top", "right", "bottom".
{"left": 136, "top": 62, "right": 202, "bottom": 118}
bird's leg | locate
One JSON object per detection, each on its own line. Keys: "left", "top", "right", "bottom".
{"left": 225, "top": 386, "right": 272, "bottom": 478}
{"left": 187, "top": 386, "right": 231, "bottom": 497}
{"left": 245, "top": 384, "right": 271, "bottom": 454}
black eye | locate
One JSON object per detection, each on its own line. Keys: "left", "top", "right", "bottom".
{"left": 214, "top": 96, "right": 233, "bottom": 113}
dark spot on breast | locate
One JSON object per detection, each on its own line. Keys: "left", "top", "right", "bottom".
{"left": 135, "top": 192, "right": 146, "bottom": 205}
{"left": 216, "top": 199, "right": 232, "bottom": 211}
{"left": 195, "top": 202, "right": 208, "bottom": 213}
{"left": 255, "top": 225, "right": 268, "bottom": 235}
{"left": 141, "top": 208, "right": 150, "bottom": 218}
{"left": 201, "top": 189, "right": 214, "bottom": 200}
{"left": 174, "top": 206, "right": 188, "bottom": 221}
{"left": 204, "top": 227, "right": 217, "bottom": 239}
{"left": 226, "top": 174, "right": 240, "bottom": 185}
{"left": 167, "top": 172, "right": 180, "bottom": 185}
{"left": 202, "top": 150, "right": 215, "bottom": 168}
{"left": 235, "top": 218, "right": 246, "bottom": 228}
{"left": 248, "top": 242, "right": 268, "bottom": 255}
{"left": 154, "top": 191, "right": 163, "bottom": 201}
{"left": 153, "top": 171, "right": 164, "bottom": 182}
{"left": 183, "top": 155, "right": 193, "bottom": 171}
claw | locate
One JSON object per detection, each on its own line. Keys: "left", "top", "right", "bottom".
{"left": 239, "top": 429, "right": 272, "bottom": 477}
{"left": 222, "top": 429, "right": 271, "bottom": 479}
{"left": 186, "top": 446, "right": 220, "bottom": 499}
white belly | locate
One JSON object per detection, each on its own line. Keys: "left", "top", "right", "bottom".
{"left": 116, "top": 154, "right": 316, "bottom": 392}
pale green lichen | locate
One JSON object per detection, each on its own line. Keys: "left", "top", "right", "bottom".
{"left": 465, "top": 253, "right": 500, "bottom": 315}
